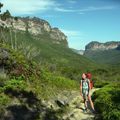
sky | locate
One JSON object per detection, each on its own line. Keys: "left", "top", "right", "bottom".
{"left": 0, "top": 0, "right": 120, "bottom": 50}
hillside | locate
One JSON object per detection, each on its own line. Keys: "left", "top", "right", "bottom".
{"left": 0, "top": 16, "right": 99, "bottom": 80}
{"left": 85, "top": 41, "right": 120, "bottom": 51}
{"left": 0, "top": 3, "right": 120, "bottom": 120}
{"left": 71, "top": 48, "right": 84, "bottom": 55}
{"left": 84, "top": 41, "right": 120, "bottom": 65}
{"left": 0, "top": 10, "right": 101, "bottom": 120}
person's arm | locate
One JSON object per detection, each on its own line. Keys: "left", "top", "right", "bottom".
{"left": 88, "top": 79, "right": 91, "bottom": 90}
{"left": 88, "top": 79, "right": 91, "bottom": 96}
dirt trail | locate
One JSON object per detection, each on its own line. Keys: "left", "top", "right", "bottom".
{"left": 62, "top": 88, "right": 100, "bottom": 120}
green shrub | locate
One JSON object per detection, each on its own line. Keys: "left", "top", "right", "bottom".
{"left": 94, "top": 80, "right": 109, "bottom": 88}
{"left": 0, "top": 94, "right": 10, "bottom": 106}
{"left": 4, "top": 78, "right": 27, "bottom": 91}
{"left": 93, "top": 83, "right": 120, "bottom": 120}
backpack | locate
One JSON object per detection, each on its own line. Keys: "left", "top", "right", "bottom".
{"left": 86, "top": 73, "right": 93, "bottom": 89}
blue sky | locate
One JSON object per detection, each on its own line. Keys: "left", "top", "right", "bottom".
{"left": 0, "top": 0, "right": 120, "bottom": 50}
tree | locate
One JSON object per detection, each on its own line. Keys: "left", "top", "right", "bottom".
{"left": 1, "top": 10, "right": 11, "bottom": 21}
{"left": 0, "top": 3, "right": 3, "bottom": 13}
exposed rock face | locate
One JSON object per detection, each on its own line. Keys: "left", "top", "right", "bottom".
{"left": 50, "top": 28, "right": 67, "bottom": 42}
{"left": 85, "top": 41, "right": 120, "bottom": 51}
{"left": 0, "top": 17, "right": 68, "bottom": 46}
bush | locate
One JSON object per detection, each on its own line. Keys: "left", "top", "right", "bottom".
{"left": 93, "top": 83, "right": 120, "bottom": 120}
{"left": 94, "top": 80, "right": 109, "bottom": 88}
{"left": 4, "top": 78, "right": 27, "bottom": 91}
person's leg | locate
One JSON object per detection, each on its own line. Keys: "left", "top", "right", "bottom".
{"left": 84, "top": 99, "right": 87, "bottom": 109}
{"left": 83, "top": 98, "right": 87, "bottom": 112}
{"left": 88, "top": 95, "right": 95, "bottom": 111}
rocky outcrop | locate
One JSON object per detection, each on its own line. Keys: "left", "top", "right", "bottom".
{"left": 85, "top": 41, "right": 120, "bottom": 51}
{"left": 50, "top": 27, "right": 67, "bottom": 43}
{"left": 0, "top": 17, "right": 68, "bottom": 46}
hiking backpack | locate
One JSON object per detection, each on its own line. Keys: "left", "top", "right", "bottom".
{"left": 86, "top": 73, "right": 93, "bottom": 89}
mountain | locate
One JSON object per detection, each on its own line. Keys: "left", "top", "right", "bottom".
{"left": 85, "top": 41, "right": 120, "bottom": 50}
{"left": 0, "top": 16, "right": 99, "bottom": 79}
{"left": 0, "top": 6, "right": 120, "bottom": 120}
{"left": 0, "top": 12, "right": 101, "bottom": 119}
{"left": 0, "top": 16, "right": 68, "bottom": 47}
{"left": 71, "top": 48, "right": 84, "bottom": 55}
{"left": 84, "top": 41, "right": 120, "bottom": 65}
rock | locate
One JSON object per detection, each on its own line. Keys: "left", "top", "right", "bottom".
{"left": 37, "top": 89, "right": 99, "bottom": 120}
{"left": 0, "top": 49, "right": 10, "bottom": 61}
{"left": 50, "top": 28, "right": 67, "bottom": 41}
{"left": 0, "top": 17, "right": 68, "bottom": 47}
{"left": 85, "top": 41, "right": 120, "bottom": 51}
{"left": 55, "top": 99, "right": 67, "bottom": 107}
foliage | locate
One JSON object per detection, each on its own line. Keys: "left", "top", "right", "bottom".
{"left": 1, "top": 10, "right": 11, "bottom": 21}
{"left": 0, "top": 9, "right": 120, "bottom": 119}
{"left": 30, "top": 69, "right": 78, "bottom": 99}
{"left": 91, "top": 67, "right": 120, "bottom": 88}
{"left": 4, "top": 78, "right": 27, "bottom": 91}
{"left": 84, "top": 49, "right": 120, "bottom": 65}
{"left": 0, "top": 2, "right": 3, "bottom": 12}
{"left": 93, "top": 83, "right": 120, "bottom": 120}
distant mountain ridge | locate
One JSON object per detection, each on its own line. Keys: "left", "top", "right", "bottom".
{"left": 85, "top": 41, "right": 120, "bottom": 51}
{"left": 71, "top": 48, "right": 84, "bottom": 55}
{"left": 0, "top": 16, "right": 68, "bottom": 46}
{"left": 84, "top": 41, "right": 120, "bottom": 65}
{"left": 0, "top": 14, "right": 98, "bottom": 73}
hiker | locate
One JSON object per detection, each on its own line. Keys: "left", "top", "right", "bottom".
{"left": 80, "top": 73, "right": 95, "bottom": 112}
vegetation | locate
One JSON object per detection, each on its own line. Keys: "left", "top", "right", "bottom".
{"left": 0, "top": 26, "right": 99, "bottom": 81}
{"left": 0, "top": 3, "right": 3, "bottom": 13}
{"left": 0, "top": 10, "right": 11, "bottom": 21}
{"left": 84, "top": 49, "right": 120, "bottom": 65}
{"left": 0, "top": 40, "right": 79, "bottom": 119}
{"left": 93, "top": 83, "right": 120, "bottom": 120}
{"left": 0, "top": 3, "right": 120, "bottom": 119}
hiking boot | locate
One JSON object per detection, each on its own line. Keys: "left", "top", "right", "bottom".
{"left": 92, "top": 110, "right": 97, "bottom": 114}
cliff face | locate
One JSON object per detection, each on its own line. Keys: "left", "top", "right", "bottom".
{"left": 84, "top": 41, "right": 120, "bottom": 64}
{"left": 85, "top": 41, "right": 120, "bottom": 51}
{"left": 0, "top": 17, "right": 68, "bottom": 46}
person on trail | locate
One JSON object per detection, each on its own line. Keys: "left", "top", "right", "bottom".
{"left": 80, "top": 73, "right": 95, "bottom": 112}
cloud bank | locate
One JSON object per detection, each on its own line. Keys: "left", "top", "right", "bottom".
{"left": 55, "top": 6, "right": 116, "bottom": 13}
{"left": 0, "top": 0, "right": 56, "bottom": 15}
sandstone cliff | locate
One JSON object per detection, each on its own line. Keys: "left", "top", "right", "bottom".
{"left": 0, "top": 16, "right": 68, "bottom": 46}
{"left": 85, "top": 41, "right": 120, "bottom": 51}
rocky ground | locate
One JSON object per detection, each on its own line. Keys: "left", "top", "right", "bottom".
{"left": 42, "top": 88, "right": 99, "bottom": 120}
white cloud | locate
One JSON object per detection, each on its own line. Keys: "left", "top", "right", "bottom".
{"left": 79, "top": 6, "right": 116, "bottom": 12}
{"left": 55, "top": 6, "right": 117, "bottom": 13}
{"left": 54, "top": 7, "right": 75, "bottom": 12}
{"left": 67, "top": 0, "right": 77, "bottom": 4}
{"left": 78, "top": 12, "right": 85, "bottom": 15}
{"left": 0, "top": 0, "right": 116, "bottom": 15}
{"left": 0, "top": 0, "right": 57, "bottom": 15}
